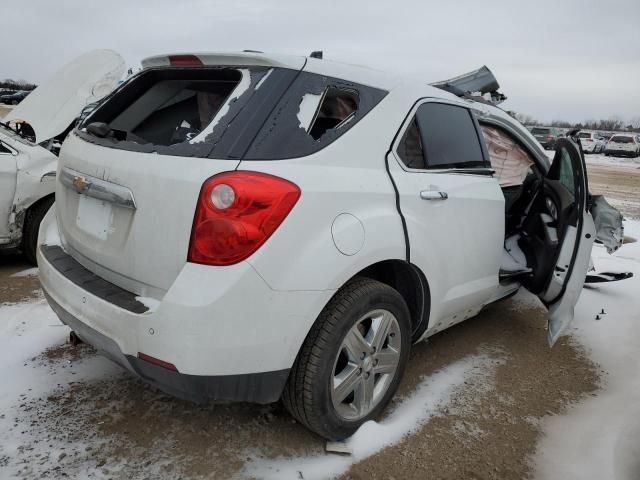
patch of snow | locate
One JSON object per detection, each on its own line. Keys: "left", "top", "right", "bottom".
{"left": 254, "top": 68, "right": 273, "bottom": 90}
{"left": 533, "top": 219, "right": 640, "bottom": 480}
{"left": 42, "top": 205, "right": 60, "bottom": 245}
{"left": 190, "top": 68, "right": 252, "bottom": 143}
{"left": 296, "top": 92, "right": 322, "bottom": 132}
{"left": 135, "top": 296, "right": 160, "bottom": 313}
{"left": 10, "top": 267, "right": 39, "bottom": 277}
{"left": 0, "top": 295, "right": 123, "bottom": 478}
{"left": 244, "top": 354, "right": 497, "bottom": 480}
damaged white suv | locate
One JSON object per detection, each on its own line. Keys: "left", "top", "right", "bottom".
{"left": 38, "top": 52, "right": 624, "bottom": 440}
{"left": 0, "top": 50, "right": 124, "bottom": 263}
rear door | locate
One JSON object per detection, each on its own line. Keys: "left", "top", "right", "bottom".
{"left": 532, "top": 137, "right": 595, "bottom": 345}
{"left": 387, "top": 99, "right": 504, "bottom": 326}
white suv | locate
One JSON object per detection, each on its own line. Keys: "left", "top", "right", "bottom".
{"left": 605, "top": 134, "right": 640, "bottom": 158}
{"left": 37, "top": 52, "right": 622, "bottom": 440}
{"left": 577, "top": 131, "right": 606, "bottom": 154}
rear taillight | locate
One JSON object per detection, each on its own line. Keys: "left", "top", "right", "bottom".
{"left": 169, "top": 54, "right": 203, "bottom": 66}
{"left": 547, "top": 135, "right": 555, "bottom": 140}
{"left": 188, "top": 171, "right": 301, "bottom": 266}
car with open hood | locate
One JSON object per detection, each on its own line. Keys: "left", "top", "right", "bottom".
{"left": 0, "top": 49, "right": 124, "bottom": 263}
{"left": 37, "top": 52, "right": 625, "bottom": 440}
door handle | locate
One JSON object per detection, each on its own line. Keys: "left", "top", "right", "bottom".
{"left": 420, "top": 190, "right": 448, "bottom": 200}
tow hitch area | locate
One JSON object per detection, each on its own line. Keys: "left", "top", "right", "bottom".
{"left": 69, "top": 330, "right": 83, "bottom": 346}
{"left": 585, "top": 271, "right": 633, "bottom": 284}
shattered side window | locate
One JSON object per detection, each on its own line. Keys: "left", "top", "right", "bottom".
{"left": 243, "top": 72, "right": 387, "bottom": 160}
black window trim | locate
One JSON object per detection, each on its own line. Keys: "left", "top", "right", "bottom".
{"left": 0, "top": 140, "right": 17, "bottom": 155}
{"left": 392, "top": 97, "right": 493, "bottom": 176}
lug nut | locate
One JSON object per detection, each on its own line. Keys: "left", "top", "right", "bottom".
{"left": 374, "top": 359, "right": 379, "bottom": 366}
{"left": 357, "top": 368, "right": 362, "bottom": 376}
{"left": 360, "top": 352, "right": 366, "bottom": 360}
{"left": 365, "top": 372, "right": 370, "bottom": 379}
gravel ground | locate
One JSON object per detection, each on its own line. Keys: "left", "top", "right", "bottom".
{"left": 0, "top": 154, "right": 636, "bottom": 479}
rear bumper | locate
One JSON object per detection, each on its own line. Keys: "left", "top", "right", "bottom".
{"left": 43, "top": 289, "right": 289, "bottom": 403}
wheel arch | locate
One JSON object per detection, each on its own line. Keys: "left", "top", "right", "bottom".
{"left": 355, "top": 259, "right": 430, "bottom": 342}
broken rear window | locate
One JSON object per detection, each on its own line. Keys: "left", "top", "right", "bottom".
{"left": 77, "top": 66, "right": 296, "bottom": 158}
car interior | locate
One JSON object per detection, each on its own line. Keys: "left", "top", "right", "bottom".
{"left": 485, "top": 125, "right": 580, "bottom": 294}
{"left": 85, "top": 69, "right": 242, "bottom": 146}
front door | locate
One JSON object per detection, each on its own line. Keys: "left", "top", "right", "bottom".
{"left": 532, "top": 137, "right": 595, "bottom": 345}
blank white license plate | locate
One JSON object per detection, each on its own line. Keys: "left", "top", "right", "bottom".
{"left": 76, "top": 195, "right": 113, "bottom": 240}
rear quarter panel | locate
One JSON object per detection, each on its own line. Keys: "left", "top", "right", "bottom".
{"left": 238, "top": 89, "right": 414, "bottom": 292}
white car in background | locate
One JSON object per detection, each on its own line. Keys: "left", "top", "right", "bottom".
{"left": 605, "top": 134, "right": 640, "bottom": 158}
{"left": 0, "top": 50, "right": 124, "bottom": 263}
{"left": 577, "top": 131, "right": 606, "bottom": 154}
{"left": 37, "top": 52, "right": 623, "bottom": 440}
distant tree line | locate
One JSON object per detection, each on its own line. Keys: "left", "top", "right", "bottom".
{"left": 512, "top": 112, "right": 640, "bottom": 133}
{"left": 0, "top": 79, "right": 37, "bottom": 91}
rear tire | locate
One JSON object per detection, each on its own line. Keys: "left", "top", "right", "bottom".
{"left": 21, "top": 196, "right": 54, "bottom": 265}
{"left": 283, "top": 277, "right": 411, "bottom": 440}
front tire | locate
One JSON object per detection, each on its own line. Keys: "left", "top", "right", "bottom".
{"left": 21, "top": 196, "right": 54, "bottom": 265}
{"left": 283, "top": 277, "right": 411, "bottom": 440}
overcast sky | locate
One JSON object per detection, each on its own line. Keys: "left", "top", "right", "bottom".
{"left": 2, "top": 0, "right": 639, "bottom": 123}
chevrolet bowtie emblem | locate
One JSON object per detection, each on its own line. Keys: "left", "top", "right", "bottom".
{"left": 72, "top": 176, "right": 90, "bottom": 193}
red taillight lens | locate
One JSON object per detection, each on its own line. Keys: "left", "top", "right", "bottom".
{"left": 168, "top": 54, "right": 203, "bottom": 66}
{"left": 547, "top": 135, "right": 555, "bottom": 140}
{"left": 188, "top": 171, "right": 301, "bottom": 266}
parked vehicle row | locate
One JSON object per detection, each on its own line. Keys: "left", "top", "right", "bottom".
{"left": 32, "top": 51, "right": 624, "bottom": 440}
{"left": 528, "top": 126, "right": 639, "bottom": 157}
{"left": 0, "top": 90, "right": 31, "bottom": 105}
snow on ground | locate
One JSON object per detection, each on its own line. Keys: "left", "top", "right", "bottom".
{"left": 0, "top": 293, "right": 122, "bottom": 478}
{"left": 9, "top": 267, "right": 39, "bottom": 278}
{"left": 244, "top": 354, "right": 499, "bottom": 480}
{"left": 584, "top": 153, "right": 640, "bottom": 168}
{"left": 533, "top": 219, "right": 640, "bottom": 480}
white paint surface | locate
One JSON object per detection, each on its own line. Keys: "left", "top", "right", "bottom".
{"left": 75, "top": 195, "right": 113, "bottom": 241}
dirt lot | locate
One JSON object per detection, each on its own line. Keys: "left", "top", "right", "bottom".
{"left": 0, "top": 157, "right": 637, "bottom": 479}
{"left": 0, "top": 105, "right": 13, "bottom": 119}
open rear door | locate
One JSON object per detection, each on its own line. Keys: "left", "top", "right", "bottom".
{"left": 525, "top": 138, "right": 596, "bottom": 345}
